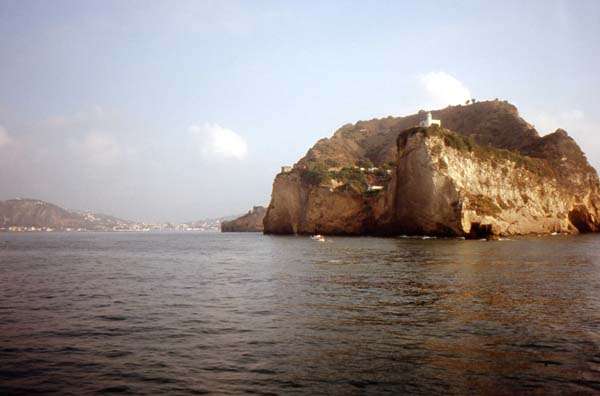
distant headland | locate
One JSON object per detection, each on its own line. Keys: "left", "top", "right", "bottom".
{"left": 221, "top": 206, "right": 266, "bottom": 232}
{"left": 0, "top": 198, "right": 228, "bottom": 232}
{"left": 263, "top": 100, "right": 600, "bottom": 237}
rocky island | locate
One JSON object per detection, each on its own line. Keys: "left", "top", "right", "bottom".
{"left": 221, "top": 206, "right": 266, "bottom": 232}
{"left": 264, "top": 100, "right": 600, "bottom": 237}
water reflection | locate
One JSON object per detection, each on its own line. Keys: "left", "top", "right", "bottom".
{"left": 1, "top": 233, "right": 600, "bottom": 394}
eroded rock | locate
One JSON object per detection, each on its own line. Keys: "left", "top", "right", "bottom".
{"left": 263, "top": 101, "right": 600, "bottom": 237}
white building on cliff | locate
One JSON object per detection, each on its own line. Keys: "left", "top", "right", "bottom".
{"left": 419, "top": 112, "right": 441, "bottom": 128}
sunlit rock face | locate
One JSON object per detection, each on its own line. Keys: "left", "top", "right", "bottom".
{"left": 264, "top": 100, "right": 600, "bottom": 237}
{"left": 393, "top": 127, "right": 600, "bottom": 237}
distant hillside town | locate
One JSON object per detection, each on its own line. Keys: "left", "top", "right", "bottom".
{"left": 0, "top": 198, "right": 232, "bottom": 233}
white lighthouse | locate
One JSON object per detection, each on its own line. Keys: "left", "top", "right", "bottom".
{"left": 419, "top": 112, "right": 441, "bottom": 128}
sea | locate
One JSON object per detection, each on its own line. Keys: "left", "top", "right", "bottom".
{"left": 1, "top": 232, "right": 600, "bottom": 395}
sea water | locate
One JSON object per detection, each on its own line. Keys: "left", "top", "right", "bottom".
{"left": 1, "top": 232, "right": 600, "bottom": 394}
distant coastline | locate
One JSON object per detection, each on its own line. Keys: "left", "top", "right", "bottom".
{"left": 0, "top": 198, "right": 233, "bottom": 233}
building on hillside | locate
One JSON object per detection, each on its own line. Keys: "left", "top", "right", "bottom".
{"left": 419, "top": 112, "right": 441, "bottom": 128}
{"left": 281, "top": 166, "right": 292, "bottom": 174}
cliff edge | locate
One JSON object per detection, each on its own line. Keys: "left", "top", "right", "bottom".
{"left": 264, "top": 100, "right": 600, "bottom": 237}
{"left": 221, "top": 206, "right": 266, "bottom": 232}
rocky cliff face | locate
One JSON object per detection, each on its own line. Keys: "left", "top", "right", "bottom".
{"left": 264, "top": 173, "right": 392, "bottom": 235}
{"left": 221, "top": 206, "right": 267, "bottom": 232}
{"left": 393, "top": 127, "right": 600, "bottom": 236}
{"left": 264, "top": 100, "right": 600, "bottom": 237}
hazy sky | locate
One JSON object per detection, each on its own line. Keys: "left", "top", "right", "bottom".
{"left": 1, "top": 0, "right": 599, "bottom": 222}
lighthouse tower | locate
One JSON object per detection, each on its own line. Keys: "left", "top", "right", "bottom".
{"left": 419, "top": 112, "right": 441, "bottom": 127}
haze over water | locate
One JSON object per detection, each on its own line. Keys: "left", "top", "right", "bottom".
{"left": 1, "top": 233, "right": 600, "bottom": 394}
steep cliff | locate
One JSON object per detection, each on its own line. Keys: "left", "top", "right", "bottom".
{"left": 264, "top": 172, "right": 392, "bottom": 235}
{"left": 264, "top": 100, "right": 600, "bottom": 237}
{"left": 393, "top": 127, "right": 600, "bottom": 236}
{"left": 221, "top": 206, "right": 267, "bottom": 232}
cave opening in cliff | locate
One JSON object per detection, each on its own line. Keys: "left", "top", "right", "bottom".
{"left": 568, "top": 207, "right": 596, "bottom": 233}
{"left": 468, "top": 222, "right": 492, "bottom": 239}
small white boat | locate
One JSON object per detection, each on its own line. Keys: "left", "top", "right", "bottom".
{"left": 311, "top": 234, "right": 326, "bottom": 242}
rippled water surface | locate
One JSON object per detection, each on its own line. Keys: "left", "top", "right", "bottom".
{"left": 1, "top": 232, "right": 600, "bottom": 395}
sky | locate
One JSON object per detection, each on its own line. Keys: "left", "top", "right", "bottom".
{"left": 1, "top": 0, "right": 599, "bottom": 222}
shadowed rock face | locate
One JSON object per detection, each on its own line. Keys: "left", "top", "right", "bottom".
{"left": 221, "top": 206, "right": 266, "bottom": 232}
{"left": 264, "top": 100, "right": 600, "bottom": 237}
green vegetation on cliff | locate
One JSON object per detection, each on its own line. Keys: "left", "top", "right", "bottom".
{"left": 300, "top": 161, "right": 390, "bottom": 195}
{"left": 300, "top": 162, "right": 331, "bottom": 186}
{"left": 398, "top": 125, "right": 555, "bottom": 178}
{"left": 265, "top": 100, "right": 600, "bottom": 236}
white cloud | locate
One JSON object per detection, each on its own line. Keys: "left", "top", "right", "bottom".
{"left": 72, "top": 132, "right": 121, "bottom": 166}
{"left": 0, "top": 125, "right": 13, "bottom": 148}
{"left": 419, "top": 71, "right": 472, "bottom": 107}
{"left": 189, "top": 123, "right": 248, "bottom": 160}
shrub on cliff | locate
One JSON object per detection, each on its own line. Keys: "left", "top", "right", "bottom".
{"left": 434, "top": 128, "right": 554, "bottom": 178}
{"left": 374, "top": 168, "right": 390, "bottom": 179}
{"left": 357, "top": 158, "right": 374, "bottom": 169}
{"left": 339, "top": 180, "right": 367, "bottom": 194}
{"left": 443, "top": 132, "right": 475, "bottom": 152}
{"left": 301, "top": 162, "right": 331, "bottom": 186}
{"left": 332, "top": 167, "right": 368, "bottom": 193}
{"left": 330, "top": 167, "right": 366, "bottom": 185}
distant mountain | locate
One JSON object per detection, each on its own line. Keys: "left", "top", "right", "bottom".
{"left": 221, "top": 206, "right": 266, "bottom": 232}
{"left": 0, "top": 198, "right": 135, "bottom": 231}
{"left": 0, "top": 198, "right": 260, "bottom": 233}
